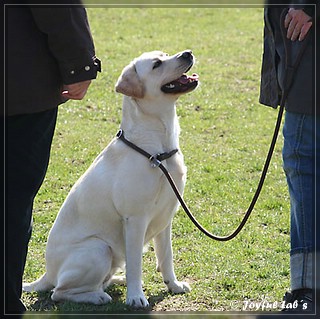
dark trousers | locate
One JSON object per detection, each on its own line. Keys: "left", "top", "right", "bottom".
{"left": 5, "top": 108, "right": 58, "bottom": 315}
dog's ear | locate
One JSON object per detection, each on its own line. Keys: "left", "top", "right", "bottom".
{"left": 115, "top": 62, "right": 145, "bottom": 99}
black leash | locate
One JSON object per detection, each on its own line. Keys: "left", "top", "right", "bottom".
{"left": 117, "top": 9, "right": 311, "bottom": 241}
{"left": 116, "top": 115, "right": 282, "bottom": 241}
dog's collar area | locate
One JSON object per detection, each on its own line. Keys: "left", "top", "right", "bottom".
{"left": 116, "top": 129, "right": 178, "bottom": 168}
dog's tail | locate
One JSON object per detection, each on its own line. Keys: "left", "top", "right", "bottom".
{"left": 23, "top": 273, "right": 54, "bottom": 292}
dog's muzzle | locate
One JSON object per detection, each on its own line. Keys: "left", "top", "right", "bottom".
{"left": 161, "top": 50, "right": 199, "bottom": 94}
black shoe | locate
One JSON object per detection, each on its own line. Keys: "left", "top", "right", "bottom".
{"left": 281, "top": 288, "right": 313, "bottom": 312}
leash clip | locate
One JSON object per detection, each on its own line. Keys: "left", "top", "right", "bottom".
{"left": 116, "top": 129, "right": 123, "bottom": 138}
{"left": 149, "top": 154, "right": 161, "bottom": 168}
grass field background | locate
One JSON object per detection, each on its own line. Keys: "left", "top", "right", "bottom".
{"left": 22, "top": 4, "right": 291, "bottom": 316}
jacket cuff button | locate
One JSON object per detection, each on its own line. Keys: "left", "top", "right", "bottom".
{"left": 85, "top": 66, "right": 90, "bottom": 71}
{"left": 70, "top": 70, "right": 75, "bottom": 75}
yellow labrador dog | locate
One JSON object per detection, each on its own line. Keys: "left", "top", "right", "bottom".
{"left": 23, "top": 50, "right": 199, "bottom": 308}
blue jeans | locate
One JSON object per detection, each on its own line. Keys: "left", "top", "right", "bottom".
{"left": 282, "top": 111, "right": 318, "bottom": 291}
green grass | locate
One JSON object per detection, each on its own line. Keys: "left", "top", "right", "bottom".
{"left": 22, "top": 5, "right": 290, "bottom": 316}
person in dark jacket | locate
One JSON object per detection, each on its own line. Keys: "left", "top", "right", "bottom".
{"left": 260, "top": 1, "right": 318, "bottom": 312}
{"left": 4, "top": 2, "right": 101, "bottom": 315}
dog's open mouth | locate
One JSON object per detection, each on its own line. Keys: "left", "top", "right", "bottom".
{"left": 161, "top": 73, "right": 199, "bottom": 94}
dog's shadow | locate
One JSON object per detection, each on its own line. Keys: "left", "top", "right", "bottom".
{"left": 25, "top": 284, "right": 170, "bottom": 314}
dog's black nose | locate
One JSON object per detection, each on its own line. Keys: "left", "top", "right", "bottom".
{"left": 178, "top": 50, "right": 193, "bottom": 60}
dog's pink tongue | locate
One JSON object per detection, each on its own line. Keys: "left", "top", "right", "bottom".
{"left": 179, "top": 73, "right": 199, "bottom": 84}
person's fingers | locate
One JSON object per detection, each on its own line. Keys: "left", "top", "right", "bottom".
{"left": 284, "top": 9, "right": 293, "bottom": 28}
{"left": 61, "top": 89, "right": 88, "bottom": 100}
{"left": 299, "top": 21, "right": 312, "bottom": 41}
{"left": 284, "top": 9, "right": 312, "bottom": 41}
{"left": 286, "top": 18, "right": 299, "bottom": 40}
{"left": 61, "top": 80, "right": 91, "bottom": 100}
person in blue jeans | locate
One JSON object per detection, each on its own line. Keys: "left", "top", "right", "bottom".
{"left": 260, "top": 2, "right": 318, "bottom": 312}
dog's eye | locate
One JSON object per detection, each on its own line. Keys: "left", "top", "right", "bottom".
{"left": 153, "top": 60, "right": 162, "bottom": 69}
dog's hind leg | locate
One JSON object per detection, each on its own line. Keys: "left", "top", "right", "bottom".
{"left": 154, "top": 223, "right": 191, "bottom": 294}
{"left": 23, "top": 272, "right": 54, "bottom": 292}
{"left": 103, "top": 273, "right": 126, "bottom": 289}
{"left": 51, "top": 242, "right": 113, "bottom": 305}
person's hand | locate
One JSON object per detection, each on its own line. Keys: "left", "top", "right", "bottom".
{"left": 61, "top": 80, "right": 92, "bottom": 100}
{"left": 284, "top": 8, "right": 312, "bottom": 41}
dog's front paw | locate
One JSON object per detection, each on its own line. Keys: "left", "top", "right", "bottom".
{"left": 166, "top": 280, "right": 191, "bottom": 294}
{"left": 126, "top": 293, "right": 149, "bottom": 308}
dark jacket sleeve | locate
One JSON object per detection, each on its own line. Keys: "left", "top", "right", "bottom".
{"left": 290, "top": 1, "right": 316, "bottom": 19}
{"left": 30, "top": 5, "right": 101, "bottom": 84}
{"left": 6, "top": 2, "right": 102, "bottom": 116}
{"left": 259, "top": 1, "right": 317, "bottom": 115}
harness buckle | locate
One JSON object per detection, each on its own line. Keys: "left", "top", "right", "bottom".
{"left": 149, "top": 154, "right": 161, "bottom": 168}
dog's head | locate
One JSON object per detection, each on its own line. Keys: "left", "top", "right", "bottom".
{"left": 115, "top": 50, "right": 199, "bottom": 100}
